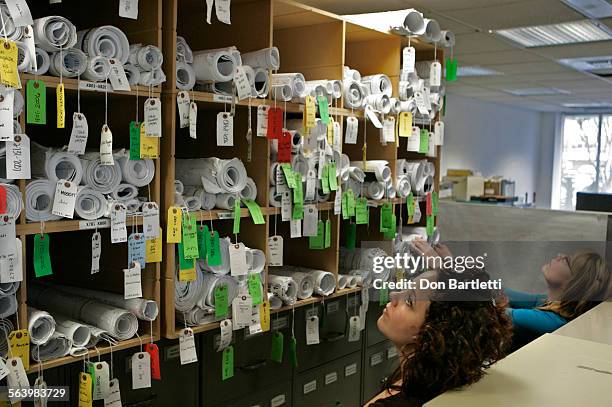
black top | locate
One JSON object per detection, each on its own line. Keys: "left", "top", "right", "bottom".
{"left": 370, "top": 394, "right": 427, "bottom": 407}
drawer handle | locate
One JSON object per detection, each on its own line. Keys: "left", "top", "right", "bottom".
{"left": 238, "top": 358, "right": 267, "bottom": 371}
{"left": 322, "top": 331, "right": 345, "bottom": 342}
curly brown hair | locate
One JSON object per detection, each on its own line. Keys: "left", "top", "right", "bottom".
{"left": 386, "top": 268, "right": 512, "bottom": 404}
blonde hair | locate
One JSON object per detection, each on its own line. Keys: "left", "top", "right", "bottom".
{"left": 539, "top": 252, "right": 611, "bottom": 319}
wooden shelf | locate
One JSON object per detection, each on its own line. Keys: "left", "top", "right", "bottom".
{"left": 17, "top": 216, "right": 144, "bottom": 236}
{"left": 20, "top": 74, "right": 161, "bottom": 97}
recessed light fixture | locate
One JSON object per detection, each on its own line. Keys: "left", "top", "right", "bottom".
{"left": 563, "top": 101, "right": 612, "bottom": 108}
{"left": 558, "top": 56, "right": 612, "bottom": 75}
{"left": 456, "top": 66, "right": 503, "bottom": 77}
{"left": 561, "top": 0, "right": 612, "bottom": 19}
{"left": 503, "top": 88, "right": 571, "bottom": 96}
{"left": 496, "top": 20, "right": 612, "bottom": 47}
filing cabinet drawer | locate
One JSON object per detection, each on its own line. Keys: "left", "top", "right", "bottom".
{"left": 215, "top": 380, "right": 292, "bottom": 407}
{"left": 365, "top": 302, "right": 387, "bottom": 347}
{"left": 361, "top": 340, "right": 399, "bottom": 405}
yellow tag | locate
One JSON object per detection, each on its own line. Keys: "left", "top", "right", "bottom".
{"left": 56, "top": 83, "right": 65, "bottom": 128}
{"left": 8, "top": 329, "right": 30, "bottom": 370}
{"left": 362, "top": 143, "right": 367, "bottom": 168}
{"left": 398, "top": 112, "right": 412, "bottom": 137}
{"left": 326, "top": 117, "right": 334, "bottom": 145}
{"left": 167, "top": 207, "right": 182, "bottom": 243}
{"left": 145, "top": 228, "right": 163, "bottom": 263}
{"left": 259, "top": 301, "right": 270, "bottom": 332}
{"left": 140, "top": 123, "right": 159, "bottom": 158}
{"left": 179, "top": 266, "right": 196, "bottom": 282}
{"left": 305, "top": 96, "right": 316, "bottom": 130}
{"left": 0, "top": 39, "right": 19, "bottom": 88}
{"left": 78, "top": 372, "right": 93, "bottom": 407}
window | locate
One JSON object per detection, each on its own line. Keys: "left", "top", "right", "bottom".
{"left": 557, "top": 114, "right": 612, "bottom": 210}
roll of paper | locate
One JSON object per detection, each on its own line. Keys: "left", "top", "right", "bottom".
{"left": 240, "top": 177, "right": 257, "bottom": 201}
{"left": 423, "top": 19, "right": 442, "bottom": 42}
{"left": 28, "top": 307, "right": 56, "bottom": 345}
{"left": 25, "top": 179, "right": 62, "bottom": 222}
{"left": 198, "top": 238, "right": 231, "bottom": 274}
{"left": 13, "top": 89, "right": 23, "bottom": 118}
{"left": 215, "top": 193, "right": 237, "bottom": 210}
{"left": 364, "top": 94, "right": 391, "bottom": 114}
{"left": 48, "top": 48, "right": 88, "bottom": 78}
{"left": 176, "top": 60, "right": 196, "bottom": 90}
{"left": 176, "top": 157, "right": 248, "bottom": 194}
{"left": 364, "top": 181, "right": 385, "bottom": 200}
{"left": 241, "top": 47, "right": 280, "bottom": 70}
{"left": 247, "top": 249, "right": 266, "bottom": 274}
{"left": 339, "top": 274, "right": 358, "bottom": 289}
{"left": 29, "top": 47, "right": 51, "bottom": 75}
{"left": 0, "top": 294, "right": 17, "bottom": 318}
{"left": 176, "top": 36, "right": 193, "bottom": 63}
{"left": 82, "top": 55, "right": 112, "bottom": 82}
{"left": 267, "top": 293, "right": 283, "bottom": 310}
{"left": 0, "top": 318, "right": 13, "bottom": 356}
{"left": 270, "top": 269, "right": 314, "bottom": 299}
{"left": 362, "top": 74, "right": 393, "bottom": 97}
{"left": 338, "top": 275, "right": 347, "bottom": 289}
{"left": 139, "top": 67, "right": 167, "bottom": 86}
{"left": 193, "top": 47, "right": 238, "bottom": 83}
{"left": 118, "top": 156, "right": 155, "bottom": 187}
{"left": 128, "top": 44, "right": 163, "bottom": 71}
{"left": 16, "top": 41, "right": 31, "bottom": 72}
{"left": 182, "top": 195, "right": 202, "bottom": 212}
{"left": 80, "top": 153, "right": 122, "bottom": 193}
{"left": 0, "top": 5, "right": 23, "bottom": 41}
{"left": 1, "top": 184, "right": 23, "bottom": 220}
{"left": 252, "top": 67, "right": 269, "bottom": 97}
{"left": 53, "top": 315, "right": 91, "bottom": 348}
{"left": 351, "top": 160, "right": 391, "bottom": 183}
{"left": 199, "top": 273, "right": 238, "bottom": 308}
{"left": 77, "top": 26, "right": 131, "bottom": 63}
{"left": 395, "top": 175, "right": 412, "bottom": 198}
{"left": 125, "top": 198, "right": 142, "bottom": 214}
{"left": 123, "top": 63, "right": 141, "bottom": 85}
{"left": 75, "top": 186, "right": 108, "bottom": 220}
{"left": 268, "top": 187, "right": 281, "bottom": 207}
{"left": 174, "top": 180, "right": 184, "bottom": 195}
{"left": 33, "top": 16, "right": 77, "bottom": 52}
{"left": 31, "top": 332, "right": 72, "bottom": 362}
{"left": 110, "top": 183, "right": 139, "bottom": 202}
{"left": 174, "top": 267, "right": 205, "bottom": 312}
{"left": 268, "top": 275, "right": 297, "bottom": 305}
{"left": 439, "top": 30, "right": 455, "bottom": 48}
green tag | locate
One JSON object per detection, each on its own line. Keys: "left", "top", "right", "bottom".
{"left": 270, "top": 331, "right": 284, "bottom": 363}
{"left": 222, "top": 345, "right": 234, "bottom": 381}
{"left": 129, "top": 121, "right": 141, "bottom": 160}
{"left": 309, "top": 220, "right": 325, "bottom": 250}
{"left": 419, "top": 129, "right": 429, "bottom": 154}
{"left": 88, "top": 362, "right": 96, "bottom": 395}
{"left": 347, "top": 190, "right": 356, "bottom": 217}
{"left": 317, "top": 95, "right": 329, "bottom": 124}
{"left": 207, "top": 230, "right": 222, "bottom": 266}
{"left": 289, "top": 336, "right": 298, "bottom": 367}
{"left": 321, "top": 165, "right": 330, "bottom": 195}
{"left": 379, "top": 288, "right": 389, "bottom": 305}
{"left": 177, "top": 243, "right": 195, "bottom": 270}
{"left": 324, "top": 219, "right": 331, "bottom": 248}
{"left": 446, "top": 57, "right": 458, "bottom": 82}
{"left": 407, "top": 193, "right": 415, "bottom": 217}
{"left": 197, "top": 225, "right": 209, "bottom": 260}
{"left": 181, "top": 215, "right": 199, "bottom": 259}
{"left": 243, "top": 199, "right": 265, "bottom": 224}
{"left": 328, "top": 163, "right": 338, "bottom": 191}
{"left": 281, "top": 164, "right": 296, "bottom": 189}
{"left": 292, "top": 172, "right": 304, "bottom": 220}
{"left": 247, "top": 273, "right": 262, "bottom": 305}
{"left": 26, "top": 80, "right": 46, "bottom": 124}
{"left": 355, "top": 198, "right": 369, "bottom": 225}
{"left": 341, "top": 192, "right": 349, "bottom": 220}
{"left": 380, "top": 202, "right": 393, "bottom": 232}
{"left": 233, "top": 199, "right": 241, "bottom": 234}
{"left": 383, "top": 214, "right": 397, "bottom": 240}
{"left": 426, "top": 214, "right": 435, "bottom": 237}
{"left": 214, "top": 284, "right": 229, "bottom": 318}
{"left": 346, "top": 222, "right": 356, "bottom": 250}
{"left": 432, "top": 191, "right": 439, "bottom": 216}
{"left": 34, "top": 233, "right": 52, "bottom": 277}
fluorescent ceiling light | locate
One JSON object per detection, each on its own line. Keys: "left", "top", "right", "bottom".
{"left": 558, "top": 55, "right": 612, "bottom": 74}
{"left": 496, "top": 20, "right": 612, "bottom": 47}
{"left": 456, "top": 66, "right": 503, "bottom": 77}
{"left": 561, "top": 0, "right": 612, "bottom": 19}
{"left": 503, "top": 87, "right": 571, "bottom": 96}
{"left": 563, "top": 101, "right": 612, "bottom": 108}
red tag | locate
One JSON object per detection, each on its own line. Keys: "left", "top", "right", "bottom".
{"left": 0, "top": 185, "right": 6, "bottom": 215}
{"left": 144, "top": 343, "right": 161, "bottom": 380}
{"left": 426, "top": 192, "right": 432, "bottom": 216}
{"left": 278, "top": 130, "right": 292, "bottom": 163}
{"left": 267, "top": 107, "right": 283, "bottom": 139}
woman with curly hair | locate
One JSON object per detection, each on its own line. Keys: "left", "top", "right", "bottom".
{"left": 367, "top": 267, "right": 512, "bottom": 406}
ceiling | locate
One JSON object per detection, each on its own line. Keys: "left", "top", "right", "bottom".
{"left": 297, "top": 0, "right": 612, "bottom": 112}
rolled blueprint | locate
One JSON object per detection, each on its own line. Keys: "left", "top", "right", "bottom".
{"left": 176, "top": 157, "right": 248, "bottom": 194}
{"left": 271, "top": 73, "right": 306, "bottom": 99}
{"left": 1, "top": 184, "right": 23, "bottom": 220}
{"left": 33, "top": 16, "right": 78, "bottom": 52}
{"left": 351, "top": 160, "right": 391, "bottom": 183}
{"left": 240, "top": 177, "right": 257, "bottom": 201}
{"left": 198, "top": 237, "right": 231, "bottom": 274}
{"left": 13, "top": 89, "right": 23, "bottom": 118}
{"left": 267, "top": 293, "right": 283, "bottom": 310}
{"left": 340, "top": 274, "right": 358, "bottom": 289}
{"left": 343, "top": 80, "right": 364, "bottom": 109}
{"left": 139, "top": 67, "right": 166, "bottom": 86}
{"left": 338, "top": 275, "right": 348, "bottom": 290}
{"left": 176, "top": 60, "right": 196, "bottom": 90}
{"left": 111, "top": 183, "right": 139, "bottom": 202}
{"left": 28, "top": 308, "right": 56, "bottom": 345}
{"left": 0, "top": 318, "right": 13, "bottom": 356}
{"left": 25, "top": 179, "right": 62, "bottom": 222}
{"left": 405, "top": 160, "right": 435, "bottom": 195}
{"left": 174, "top": 180, "right": 184, "bottom": 195}
{"left": 82, "top": 55, "right": 112, "bottom": 82}
{"left": 215, "top": 193, "right": 238, "bottom": 210}
{"left": 364, "top": 94, "right": 391, "bottom": 114}
{"left": 395, "top": 175, "right": 412, "bottom": 198}
{"left": 387, "top": 184, "right": 397, "bottom": 199}
{"left": 292, "top": 154, "right": 309, "bottom": 182}
{"left": 77, "top": 26, "right": 130, "bottom": 63}
{"left": 197, "top": 188, "right": 216, "bottom": 210}
{"left": 48, "top": 48, "right": 88, "bottom": 78}
{"left": 247, "top": 249, "right": 266, "bottom": 274}
{"left": 241, "top": 47, "right": 280, "bottom": 70}
{"left": 53, "top": 315, "right": 91, "bottom": 348}
{"left": 176, "top": 36, "right": 193, "bottom": 63}
{"left": 199, "top": 273, "right": 238, "bottom": 308}
{"left": 16, "top": 41, "right": 31, "bottom": 72}
{"left": 365, "top": 181, "right": 385, "bottom": 200}
{"left": 182, "top": 195, "right": 202, "bottom": 212}
{"left": 174, "top": 268, "right": 205, "bottom": 312}
{"left": 177, "top": 306, "right": 214, "bottom": 326}
{"left": 128, "top": 44, "right": 163, "bottom": 71}
{"left": 123, "top": 63, "right": 141, "bottom": 85}
{"left": 0, "top": 294, "right": 17, "bottom": 318}
{"left": 29, "top": 47, "right": 51, "bottom": 75}
{"left": 125, "top": 198, "right": 142, "bottom": 214}
{"left": 268, "top": 275, "right": 297, "bottom": 305}
{"left": 80, "top": 153, "right": 122, "bottom": 194}
{"left": 193, "top": 47, "right": 238, "bottom": 83}
{"left": 439, "top": 30, "right": 455, "bottom": 48}
{"left": 268, "top": 187, "right": 281, "bottom": 207}
{"left": 362, "top": 74, "right": 393, "bottom": 97}
{"left": 118, "top": 156, "right": 155, "bottom": 187}
{"left": 31, "top": 332, "right": 72, "bottom": 362}
{"left": 344, "top": 66, "right": 361, "bottom": 82}
{"left": 423, "top": 18, "right": 442, "bottom": 42}
{"left": 270, "top": 269, "right": 314, "bottom": 300}
{"left": 271, "top": 83, "right": 292, "bottom": 101}
{"left": 0, "top": 5, "right": 23, "bottom": 41}
{"left": 75, "top": 186, "right": 107, "bottom": 220}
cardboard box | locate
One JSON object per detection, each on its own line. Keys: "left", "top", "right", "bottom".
{"left": 443, "top": 175, "right": 484, "bottom": 201}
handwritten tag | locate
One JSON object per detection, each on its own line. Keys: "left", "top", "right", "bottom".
{"left": 177, "top": 91, "right": 190, "bottom": 128}
{"left": 0, "top": 87, "right": 14, "bottom": 140}
{"left": 166, "top": 207, "right": 182, "bottom": 243}
{"left": 0, "top": 39, "right": 19, "bottom": 88}
{"left": 33, "top": 233, "right": 52, "bottom": 277}
{"left": 128, "top": 233, "right": 146, "bottom": 269}
{"left": 402, "top": 46, "right": 415, "bottom": 73}
{"left": 234, "top": 66, "right": 251, "bottom": 100}
{"left": 256, "top": 105, "right": 268, "bottom": 137}
{"left": 108, "top": 58, "right": 131, "bottom": 91}
{"left": 215, "top": 0, "right": 231, "bottom": 24}
{"left": 52, "top": 179, "right": 77, "bottom": 218}
{"left": 142, "top": 202, "right": 160, "bottom": 240}
{"left": 56, "top": 83, "right": 65, "bottom": 128}
{"left": 124, "top": 261, "right": 142, "bottom": 299}
{"left": 26, "top": 79, "right": 46, "bottom": 124}
{"left": 119, "top": 0, "right": 138, "bottom": 19}
{"left": 345, "top": 116, "right": 358, "bottom": 144}
{"left": 267, "top": 235, "right": 283, "bottom": 266}
{"left": 267, "top": 107, "right": 282, "bottom": 139}
{"left": 110, "top": 203, "right": 127, "bottom": 243}
{"left": 179, "top": 328, "right": 198, "bottom": 365}
{"left": 8, "top": 330, "right": 29, "bottom": 370}
{"left": 6, "top": 133, "right": 31, "bottom": 179}
{"left": 68, "top": 113, "right": 89, "bottom": 155}
{"left": 91, "top": 232, "right": 101, "bottom": 274}
{"left": 100, "top": 125, "right": 114, "bottom": 165}
{"left": 139, "top": 122, "right": 159, "bottom": 158}
{"left": 131, "top": 352, "right": 151, "bottom": 389}
{"left": 216, "top": 112, "right": 233, "bottom": 146}
{"left": 189, "top": 102, "right": 197, "bottom": 139}
{"left": 144, "top": 98, "right": 162, "bottom": 136}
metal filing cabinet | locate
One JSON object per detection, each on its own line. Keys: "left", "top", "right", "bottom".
{"left": 218, "top": 380, "right": 292, "bottom": 407}
{"left": 365, "top": 302, "right": 387, "bottom": 347}
{"left": 294, "top": 296, "right": 362, "bottom": 373}
{"left": 292, "top": 351, "right": 362, "bottom": 407}
{"left": 361, "top": 340, "right": 399, "bottom": 405}
{"left": 201, "top": 312, "right": 293, "bottom": 406}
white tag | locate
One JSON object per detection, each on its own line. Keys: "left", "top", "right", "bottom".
{"left": 68, "top": 112, "right": 88, "bottom": 155}
{"left": 302, "top": 205, "right": 318, "bottom": 236}
{"left": 402, "top": 47, "right": 415, "bottom": 73}
{"left": 213, "top": 94, "right": 232, "bottom": 103}
{"left": 92, "top": 361, "right": 110, "bottom": 400}
{"left": 6, "top": 133, "right": 31, "bottom": 179}
{"left": 0, "top": 238, "right": 22, "bottom": 283}
{"left": 22, "top": 25, "right": 36, "bottom": 71}
{"left": 0, "top": 87, "right": 14, "bottom": 140}
{"left": 267, "top": 235, "right": 283, "bottom": 267}
{"left": 144, "top": 98, "right": 162, "bottom": 136}
{"left": 248, "top": 309, "right": 262, "bottom": 335}
{"left": 119, "top": 0, "right": 138, "bottom": 19}
{"left": 280, "top": 191, "right": 291, "bottom": 221}
{"left": 179, "top": 328, "right": 198, "bottom": 365}
{"left": 100, "top": 125, "right": 114, "bottom": 165}
{"left": 305, "top": 169, "right": 316, "bottom": 201}
{"left": 216, "top": 112, "right": 233, "bottom": 146}
{"left": 306, "top": 315, "right": 320, "bottom": 345}
{"left": 124, "top": 261, "right": 142, "bottom": 299}
{"left": 131, "top": 352, "right": 151, "bottom": 389}
{"left": 7, "top": 357, "right": 29, "bottom": 402}
{"left": 430, "top": 61, "right": 442, "bottom": 87}
{"left": 217, "top": 319, "right": 233, "bottom": 351}
{"left": 206, "top": 0, "right": 213, "bottom": 24}
{"left": 414, "top": 91, "right": 429, "bottom": 115}
{"left": 177, "top": 91, "right": 190, "bottom": 129}
{"left": 108, "top": 58, "right": 131, "bottom": 91}
{"left": 290, "top": 219, "right": 301, "bottom": 238}
{"left": 365, "top": 106, "right": 382, "bottom": 129}
{"left": 382, "top": 116, "right": 395, "bottom": 143}
{"left": 317, "top": 149, "right": 325, "bottom": 180}
{"left": 407, "top": 126, "right": 420, "bottom": 152}
{"left": 91, "top": 232, "right": 101, "bottom": 274}
{"left": 52, "top": 180, "right": 77, "bottom": 218}
{"left": 334, "top": 185, "right": 342, "bottom": 215}
{"left": 110, "top": 203, "right": 127, "bottom": 243}
{"left": 0, "top": 218, "right": 16, "bottom": 257}
{"left": 5, "top": 0, "right": 33, "bottom": 27}
{"left": 103, "top": 378, "right": 122, "bottom": 407}
{"left": 189, "top": 102, "right": 197, "bottom": 139}
{"left": 215, "top": 0, "right": 231, "bottom": 24}
{"left": 256, "top": 105, "right": 268, "bottom": 137}
{"left": 229, "top": 242, "right": 247, "bottom": 276}
{"left": 333, "top": 121, "right": 341, "bottom": 151}
{"left": 413, "top": 201, "right": 422, "bottom": 223}
{"left": 427, "top": 131, "right": 435, "bottom": 157}
{"left": 232, "top": 294, "right": 252, "bottom": 329}
{"left": 79, "top": 219, "right": 111, "bottom": 230}
{"left": 234, "top": 66, "right": 251, "bottom": 100}
{"left": 142, "top": 202, "right": 160, "bottom": 240}
{"left": 347, "top": 316, "right": 360, "bottom": 342}
{"left": 435, "top": 121, "right": 444, "bottom": 146}
{"left": 0, "top": 358, "right": 8, "bottom": 381}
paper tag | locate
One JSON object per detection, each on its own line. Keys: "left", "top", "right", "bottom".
{"left": 177, "top": 91, "right": 190, "bottom": 128}
{"left": 305, "top": 95, "right": 316, "bottom": 129}
{"left": 0, "top": 39, "right": 19, "bottom": 88}
{"left": 402, "top": 46, "right": 415, "bottom": 73}
{"left": 347, "top": 316, "right": 360, "bottom": 342}
{"left": 365, "top": 105, "right": 383, "bottom": 128}
{"left": 259, "top": 301, "right": 270, "bottom": 332}
{"left": 303, "top": 205, "right": 318, "bottom": 237}
{"left": 110, "top": 203, "right": 127, "bottom": 243}
{"left": 129, "top": 121, "right": 140, "bottom": 160}
{"left": 248, "top": 308, "right": 262, "bottom": 334}
{"left": 188, "top": 101, "right": 197, "bottom": 139}
{"left": 267, "top": 107, "right": 282, "bottom": 139}
{"left": 67, "top": 112, "right": 89, "bottom": 155}
{"left": 407, "top": 126, "right": 420, "bottom": 152}
{"left": 0, "top": 87, "right": 13, "bottom": 140}
{"left": 91, "top": 232, "right": 101, "bottom": 274}
{"left": 270, "top": 331, "right": 283, "bottom": 362}
{"left": 207, "top": 230, "right": 222, "bottom": 266}
{"left": 382, "top": 116, "right": 395, "bottom": 142}
{"left": 281, "top": 191, "right": 291, "bottom": 221}
{"left": 306, "top": 315, "right": 320, "bottom": 345}
{"left": 144, "top": 98, "right": 161, "bottom": 136}
{"left": 179, "top": 328, "right": 198, "bottom": 365}
{"left": 6, "top": 133, "right": 31, "bottom": 179}
{"left": 277, "top": 130, "right": 292, "bottom": 163}
{"left": 229, "top": 242, "right": 247, "bottom": 276}
{"left": 131, "top": 352, "right": 151, "bottom": 389}
{"left": 446, "top": 57, "right": 458, "bottom": 82}
{"left": 145, "top": 228, "right": 163, "bottom": 263}
{"left": 119, "top": 0, "right": 138, "bottom": 18}
{"left": 128, "top": 233, "right": 146, "bottom": 269}
{"left": 108, "top": 58, "right": 131, "bottom": 91}
{"left": 92, "top": 361, "right": 110, "bottom": 400}
{"left": 144, "top": 343, "right": 160, "bottom": 380}
{"left": 256, "top": 105, "right": 268, "bottom": 137}
{"left": 222, "top": 345, "right": 234, "bottom": 380}
{"left": 234, "top": 66, "right": 251, "bottom": 100}
{"left": 5, "top": 0, "right": 33, "bottom": 26}
{"left": 434, "top": 121, "right": 445, "bottom": 145}
{"left": 304, "top": 169, "right": 316, "bottom": 201}
{"left": 8, "top": 330, "right": 29, "bottom": 370}
{"left": 0, "top": 238, "right": 22, "bottom": 283}
{"left": 22, "top": 25, "right": 36, "bottom": 71}
{"left": 100, "top": 125, "right": 114, "bottom": 165}
{"left": 139, "top": 122, "right": 159, "bottom": 158}
{"left": 215, "top": 0, "right": 231, "bottom": 24}
{"left": 217, "top": 319, "right": 233, "bottom": 351}
{"left": 56, "top": 83, "right": 65, "bottom": 128}
{"left": 26, "top": 79, "right": 46, "bottom": 124}
{"left": 334, "top": 185, "right": 342, "bottom": 215}
{"left": 243, "top": 199, "right": 265, "bottom": 224}
{"left": 7, "top": 357, "right": 29, "bottom": 402}
{"left": 166, "top": 207, "right": 182, "bottom": 243}
{"left": 317, "top": 95, "right": 329, "bottom": 124}
{"left": 430, "top": 61, "right": 442, "bottom": 87}
{"left": 419, "top": 129, "right": 429, "bottom": 154}
{"left": 414, "top": 91, "right": 429, "bottom": 115}
{"left": 142, "top": 202, "right": 159, "bottom": 240}
{"left": 356, "top": 197, "right": 368, "bottom": 225}
{"left": 33, "top": 233, "right": 52, "bottom": 277}
{"left": 267, "top": 235, "right": 283, "bottom": 266}
{"left": 0, "top": 217, "right": 15, "bottom": 257}
{"left": 52, "top": 179, "right": 77, "bottom": 218}
{"left": 216, "top": 112, "right": 233, "bottom": 146}
{"left": 214, "top": 283, "right": 229, "bottom": 317}
{"left": 77, "top": 373, "right": 93, "bottom": 407}
{"left": 290, "top": 218, "right": 301, "bottom": 238}
{"left": 232, "top": 294, "right": 252, "bottom": 329}
{"left": 124, "top": 261, "right": 142, "bottom": 299}
{"left": 413, "top": 200, "right": 422, "bottom": 223}
{"left": 103, "top": 379, "right": 122, "bottom": 407}
{"left": 398, "top": 112, "right": 412, "bottom": 137}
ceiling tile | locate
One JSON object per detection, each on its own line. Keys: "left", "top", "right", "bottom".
{"left": 458, "top": 50, "right": 545, "bottom": 65}
{"left": 454, "top": 32, "right": 517, "bottom": 54}
{"left": 483, "top": 61, "right": 574, "bottom": 74}
{"left": 536, "top": 40, "right": 612, "bottom": 59}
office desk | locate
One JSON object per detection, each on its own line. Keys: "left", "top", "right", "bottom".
{"left": 554, "top": 301, "right": 612, "bottom": 345}
{"left": 425, "top": 334, "right": 612, "bottom": 407}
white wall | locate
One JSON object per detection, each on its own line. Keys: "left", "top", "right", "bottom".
{"left": 441, "top": 95, "right": 555, "bottom": 207}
